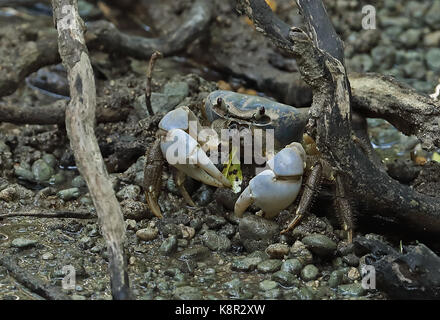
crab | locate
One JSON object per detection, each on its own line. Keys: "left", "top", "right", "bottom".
{"left": 143, "top": 90, "right": 354, "bottom": 242}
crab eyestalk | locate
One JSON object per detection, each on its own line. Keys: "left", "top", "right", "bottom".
{"left": 234, "top": 142, "right": 306, "bottom": 218}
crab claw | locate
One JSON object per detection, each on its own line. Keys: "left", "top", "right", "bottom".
{"left": 161, "top": 128, "right": 231, "bottom": 188}
{"left": 234, "top": 143, "right": 305, "bottom": 219}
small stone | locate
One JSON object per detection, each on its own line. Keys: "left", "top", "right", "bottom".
{"left": 179, "top": 225, "right": 195, "bottom": 240}
{"left": 136, "top": 227, "right": 158, "bottom": 241}
{"left": 42, "top": 252, "right": 54, "bottom": 260}
{"left": 49, "top": 172, "right": 65, "bottom": 185}
{"left": 239, "top": 215, "right": 279, "bottom": 252}
{"left": 14, "top": 166, "right": 34, "bottom": 182}
{"left": 11, "top": 238, "right": 38, "bottom": 249}
{"left": 72, "top": 176, "right": 86, "bottom": 188}
{"left": 159, "top": 236, "right": 177, "bottom": 255}
{"left": 281, "top": 259, "right": 303, "bottom": 275}
{"left": 347, "top": 267, "right": 361, "bottom": 281}
{"left": 259, "top": 280, "right": 278, "bottom": 291}
{"left": 173, "top": 286, "right": 201, "bottom": 300}
{"left": 42, "top": 154, "right": 57, "bottom": 168}
{"left": 116, "top": 185, "right": 141, "bottom": 201}
{"left": 265, "top": 243, "right": 290, "bottom": 259}
{"left": 201, "top": 230, "right": 231, "bottom": 252}
{"left": 57, "top": 187, "right": 80, "bottom": 201}
{"left": 231, "top": 257, "right": 262, "bottom": 272}
{"left": 398, "top": 29, "right": 422, "bottom": 49}
{"left": 328, "top": 270, "right": 344, "bottom": 288}
{"left": 32, "top": 159, "right": 54, "bottom": 183}
{"left": 342, "top": 254, "right": 360, "bottom": 267}
{"left": 125, "top": 219, "right": 137, "bottom": 230}
{"left": 257, "top": 259, "right": 282, "bottom": 273}
{"left": 338, "top": 283, "right": 366, "bottom": 297}
{"left": 205, "top": 215, "right": 227, "bottom": 229}
{"left": 177, "top": 246, "right": 210, "bottom": 262}
{"left": 289, "top": 241, "right": 314, "bottom": 265}
{"left": 271, "top": 271, "right": 297, "bottom": 287}
{"left": 300, "top": 264, "right": 319, "bottom": 281}
{"left": 426, "top": 48, "right": 440, "bottom": 72}
{"left": 302, "top": 234, "right": 337, "bottom": 257}
{"left": 71, "top": 294, "right": 86, "bottom": 300}
{"left": 0, "top": 186, "right": 16, "bottom": 202}
{"left": 424, "top": 31, "right": 440, "bottom": 47}
{"left": 262, "top": 288, "right": 283, "bottom": 299}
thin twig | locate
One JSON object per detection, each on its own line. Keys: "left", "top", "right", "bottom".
{"left": 0, "top": 255, "right": 71, "bottom": 300}
{"left": 145, "top": 51, "right": 162, "bottom": 116}
{"left": 52, "top": 0, "right": 131, "bottom": 300}
{"left": 0, "top": 210, "right": 95, "bottom": 220}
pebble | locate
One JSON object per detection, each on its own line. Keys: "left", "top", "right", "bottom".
{"left": 57, "top": 187, "right": 80, "bottom": 201}
{"left": 136, "top": 227, "right": 158, "bottom": 241}
{"left": 262, "top": 288, "right": 283, "bottom": 299}
{"left": 231, "top": 257, "right": 262, "bottom": 272}
{"left": 49, "top": 172, "right": 65, "bottom": 185}
{"left": 338, "top": 283, "right": 366, "bottom": 297}
{"left": 342, "top": 253, "right": 360, "bottom": 267}
{"left": 11, "top": 238, "right": 38, "bottom": 249}
{"left": 300, "top": 264, "right": 319, "bottom": 281}
{"left": 42, "top": 154, "right": 57, "bottom": 168}
{"left": 259, "top": 280, "right": 278, "bottom": 291}
{"left": 71, "top": 175, "right": 86, "bottom": 188}
{"left": 159, "top": 236, "right": 177, "bottom": 255}
{"left": 0, "top": 186, "right": 16, "bottom": 202}
{"left": 177, "top": 246, "right": 210, "bottom": 262}
{"left": 257, "top": 259, "right": 282, "bottom": 273}
{"left": 14, "top": 166, "right": 34, "bottom": 182}
{"left": 328, "top": 270, "right": 344, "bottom": 288}
{"left": 302, "top": 234, "right": 337, "bottom": 257}
{"left": 179, "top": 225, "right": 195, "bottom": 240}
{"left": 205, "top": 215, "right": 227, "bottom": 229}
{"left": 265, "top": 243, "right": 290, "bottom": 259}
{"left": 271, "top": 271, "right": 297, "bottom": 287}
{"left": 173, "top": 286, "right": 202, "bottom": 300}
{"left": 116, "top": 185, "right": 141, "bottom": 201}
{"left": 281, "top": 259, "right": 303, "bottom": 275}
{"left": 289, "top": 241, "right": 314, "bottom": 265}
{"left": 426, "top": 48, "right": 440, "bottom": 72}
{"left": 347, "top": 267, "right": 361, "bottom": 281}
{"left": 201, "top": 230, "right": 231, "bottom": 252}
{"left": 32, "top": 159, "right": 54, "bottom": 182}
{"left": 41, "top": 252, "right": 55, "bottom": 260}
{"left": 238, "top": 215, "right": 279, "bottom": 252}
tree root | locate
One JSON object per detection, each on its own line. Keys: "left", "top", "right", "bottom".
{"left": 85, "top": 0, "right": 214, "bottom": 60}
{"left": 238, "top": 0, "right": 440, "bottom": 234}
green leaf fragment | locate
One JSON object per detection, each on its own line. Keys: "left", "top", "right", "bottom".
{"left": 222, "top": 147, "right": 243, "bottom": 194}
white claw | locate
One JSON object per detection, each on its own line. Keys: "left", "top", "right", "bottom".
{"left": 235, "top": 170, "right": 302, "bottom": 219}
{"left": 161, "top": 128, "right": 230, "bottom": 188}
{"left": 235, "top": 143, "right": 305, "bottom": 219}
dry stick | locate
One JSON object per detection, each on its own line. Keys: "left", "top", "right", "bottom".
{"left": 145, "top": 51, "right": 162, "bottom": 116}
{"left": 238, "top": 0, "right": 440, "bottom": 234}
{"left": 0, "top": 210, "right": 95, "bottom": 220}
{"left": 51, "top": 0, "right": 131, "bottom": 300}
{"left": 0, "top": 255, "right": 71, "bottom": 300}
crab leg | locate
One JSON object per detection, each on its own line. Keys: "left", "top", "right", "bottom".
{"left": 281, "top": 162, "right": 322, "bottom": 234}
{"left": 144, "top": 140, "right": 164, "bottom": 218}
{"left": 174, "top": 168, "right": 196, "bottom": 207}
{"left": 234, "top": 185, "right": 254, "bottom": 218}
